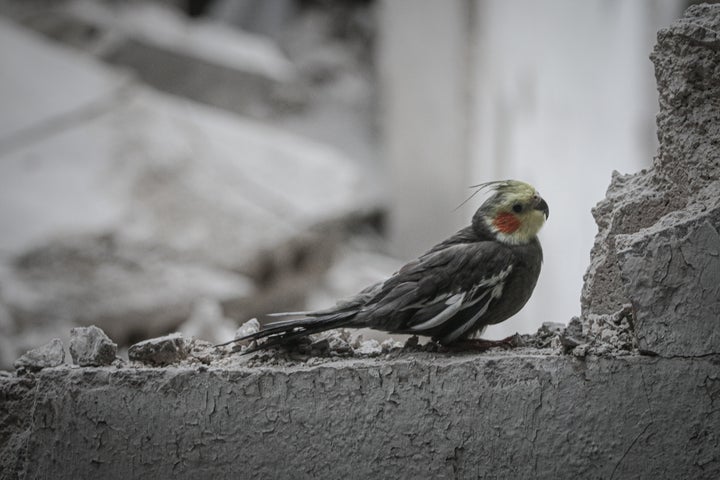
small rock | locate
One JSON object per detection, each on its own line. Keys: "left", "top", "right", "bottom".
{"left": 354, "top": 339, "right": 382, "bottom": 356}
{"left": 404, "top": 335, "right": 419, "bottom": 348}
{"left": 350, "top": 334, "right": 364, "bottom": 349}
{"left": 234, "top": 318, "right": 261, "bottom": 341}
{"left": 69, "top": 325, "right": 117, "bottom": 366}
{"left": 381, "top": 338, "right": 403, "bottom": 353}
{"left": 560, "top": 334, "right": 582, "bottom": 349}
{"left": 14, "top": 338, "right": 65, "bottom": 372}
{"left": 541, "top": 322, "right": 565, "bottom": 334}
{"left": 310, "top": 338, "right": 330, "bottom": 354}
{"left": 572, "top": 344, "right": 589, "bottom": 358}
{"left": 325, "top": 333, "right": 352, "bottom": 354}
{"left": 189, "top": 338, "right": 216, "bottom": 365}
{"left": 128, "top": 333, "right": 188, "bottom": 366}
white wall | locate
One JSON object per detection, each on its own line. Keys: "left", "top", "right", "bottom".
{"left": 378, "top": 0, "right": 473, "bottom": 257}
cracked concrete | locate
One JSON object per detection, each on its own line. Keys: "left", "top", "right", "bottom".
{"left": 1, "top": 353, "right": 718, "bottom": 479}
{"left": 580, "top": 4, "right": 720, "bottom": 358}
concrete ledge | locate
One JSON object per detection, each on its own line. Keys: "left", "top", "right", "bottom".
{"left": 2, "top": 352, "right": 719, "bottom": 479}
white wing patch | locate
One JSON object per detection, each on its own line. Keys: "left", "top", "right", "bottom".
{"left": 432, "top": 265, "right": 514, "bottom": 343}
{"left": 410, "top": 292, "right": 466, "bottom": 331}
{"left": 440, "top": 294, "right": 493, "bottom": 344}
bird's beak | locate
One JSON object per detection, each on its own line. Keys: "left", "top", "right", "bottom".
{"left": 534, "top": 197, "right": 549, "bottom": 220}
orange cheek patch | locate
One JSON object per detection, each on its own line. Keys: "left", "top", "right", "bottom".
{"left": 493, "top": 212, "right": 521, "bottom": 234}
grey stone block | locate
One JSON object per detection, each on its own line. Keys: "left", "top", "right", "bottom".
{"left": 128, "top": 333, "right": 188, "bottom": 366}
{"left": 12, "top": 338, "right": 65, "bottom": 372}
{"left": 581, "top": 5, "right": 720, "bottom": 354}
{"left": 1, "top": 354, "right": 718, "bottom": 479}
{"left": 69, "top": 325, "right": 117, "bottom": 366}
{"left": 618, "top": 200, "right": 720, "bottom": 356}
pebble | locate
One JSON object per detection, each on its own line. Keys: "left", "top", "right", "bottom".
{"left": 128, "top": 333, "right": 188, "bottom": 366}
{"left": 69, "top": 325, "right": 117, "bottom": 366}
{"left": 14, "top": 338, "right": 65, "bottom": 372}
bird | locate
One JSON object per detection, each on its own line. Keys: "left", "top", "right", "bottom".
{"left": 222, "top": 180, "right": 549, "bottom": 353}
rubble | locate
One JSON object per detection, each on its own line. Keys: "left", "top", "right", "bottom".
{"left": 13, "top": 338, "right": 65, "bottom": 372}
{"left": 127, "top": 333, "right": 188, "bottom": 367}
{"left": 0, "top": 17, "right": 377, "bottom": 364}
{"left": 579, "top": 4, "right": 720, "bottom": 357}
{"left": 233, "top": 317, "right": 261, "bottom": 341}
{"left": 68, "top": 325, "right": 117, "bottom": 366}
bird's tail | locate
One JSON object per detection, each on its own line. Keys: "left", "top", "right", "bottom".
{"left": 216, "top": 311, "right": 358, "bottom": 354}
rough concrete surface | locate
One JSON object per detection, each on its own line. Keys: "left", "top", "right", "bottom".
{"left": 581, "top": 4, "right": 720, "bottom": 357}
{"left": 618, "top": 201, "right": 720, "bottom": 356}
{"left": 0, "top": 353, "right": 718, "bottom": 479}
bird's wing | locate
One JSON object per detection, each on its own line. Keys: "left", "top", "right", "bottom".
{"left": 361, "top": 241, "right": 515, "bottom": 342}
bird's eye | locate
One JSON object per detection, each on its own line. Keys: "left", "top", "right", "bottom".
{"left": 512, "top": 203, "right": 523, "bottom": 213}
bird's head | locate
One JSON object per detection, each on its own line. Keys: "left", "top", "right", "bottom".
{"left": 471, "top": 180, "right": 549, "bottom": 245}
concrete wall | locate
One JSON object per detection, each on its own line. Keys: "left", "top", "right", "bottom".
{"left": 2, "top": 354, "right": 718, "bottom": 479}
{"left": 2, "top": 5, "right": 720, "bottom": 480}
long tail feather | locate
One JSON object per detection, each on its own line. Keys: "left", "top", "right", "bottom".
{"left": 266, "top": 311, "right": 309, "bottom": 317}
{"left": 215, "top": 312, "right": 357, "bottom": 352}
{"left": 241, "top": 320, "right": 351, "bottom": 354}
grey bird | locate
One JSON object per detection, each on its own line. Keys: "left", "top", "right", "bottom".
{"left": 223, "top": 180, "right": 549, "bottom": 352}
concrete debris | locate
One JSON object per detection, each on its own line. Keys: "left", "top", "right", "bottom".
{"left": 69, "top": 325, "right": 117, "bottom": 366}
{"left": 13, "top": 338, "right": 65, "bottom": 372}
{"left": 233, "top": 318, "right": 261, "bottom": 341}
{"left": 0, "top": 17, "right": 376, "bottom": 361}
{"left": 380, "top": 338, "right": 404, "bottom": 353}
{"left": 558, "top": 308, "right": 637, "bottom": 357}
{"left": 322, "top": 330, "right": 353, "bottom": 354}
{"left": 186, "top": 339, "right": 217, "bottom": 366}
{"left": 403, "top": 335, "right": 420, "bottom": 348}
{"left": 579, "top": 3, "right": 720, "bottom": 357}
{"left": 128, "top": 333, "right": 188, "bottom": 366}
{"left": 353, "top": 338, "right": 382, "bottom": 357}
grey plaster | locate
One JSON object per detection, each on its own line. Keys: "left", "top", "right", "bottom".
{"left": 618, "top": 200, "right": 720, "bottom": 356}
{"left": 580, "top": 4, "right": 720, "bottom": 358}
{"left": 1, "top": 353, "right": 719, "bottom": 480}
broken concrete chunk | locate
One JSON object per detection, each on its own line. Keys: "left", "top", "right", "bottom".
{"left": 380, "top": 338, "right": 403, "bottom": 353}
{"left": 618, "top": 205, "right": 720, "bottom": 356}
{"left": 353, "top": 338, "right": 381, "bottom": 356}
{"left": 234, "top": 318, "right": 261, "bottom": 340}
{"left": 580, "top": 4, "right": 720, "bottom": 358}
{"left": 69, "top": 325, "right": 117, "bottom": 366}
{"left": 128, "top": 333, "right": 188, "bottom": 366}
{"left": 14, "top": 338, "right": 65, "bottom": 372}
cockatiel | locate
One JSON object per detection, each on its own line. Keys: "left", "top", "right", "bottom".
{"left": 225, "top": 180, "right": 549, "bottom": 352}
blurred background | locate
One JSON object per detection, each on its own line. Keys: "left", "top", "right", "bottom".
{"left": 0, "top": 0, "right": 690, "bottom": 367}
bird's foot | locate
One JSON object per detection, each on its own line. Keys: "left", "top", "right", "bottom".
{"left": 446, "top": 334, "right": 523, "bottom": 352}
